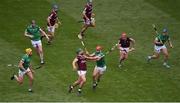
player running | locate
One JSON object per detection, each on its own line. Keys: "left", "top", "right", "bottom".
{"left": 47, "top": 5, "right": 61, "bottom": 44}
{"left": 24, "top": 20, "right": 49, "bottom": 64}
{"left": 78, "top": 0, "right": 95, "bottom": 39}
{"left": 118, "top": 32, "right": 135, "bottom": 68}
{"left": 11, "top": 48, "right": 34, "bottom": 92}
{"left": 147, "top": 28, "right": 173, "bottom": 68}
{"left": 88, "top": 46, "right": 106, "bottom": 90}
{"left": 68, "top": 48, "right": 98, "bottom": 95}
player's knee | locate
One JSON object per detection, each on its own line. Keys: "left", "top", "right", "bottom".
{"left": 38, "top": 48, "right": 43, "bottom": 53}
{"left": 83, "top": 79, "right": 86, "bottom": 83}
{"left": 18, "top": 80, "right": 23, "bottom": 85}
{"left": 91, "top": 24, "right": 95, "bottom": 27}
{"left": 120, "top": 56, "right": 125, "bottom": 60}
{"left": 154, "top": 54, "right": 159, "bottom": 58}
{"left": 19, "top": 82, "right": 23, "bottom": 85}
{"left": 164, "top": 54, "right": 169, "bottom": 58}
{"left": 124, "top": 55, "right": 128, "bottom": 59}
{"left": 31, "top": 76, "right": 34, "bottom": 81}
{"left": 39, "top": 50, "right": 43, "bottom": 54}
{"left": 82, "top": 78, "right": 86, "bottom": 83}
{"left": 93, "top": 72, "right": 97, "bottom": 77}
{"left": 29, "top": 75, "right": 34, "bottom": 81}
{"left": 93, "top": 74, "right": 97, "bottom": 79}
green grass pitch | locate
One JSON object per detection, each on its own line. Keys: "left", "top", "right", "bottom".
{"left": 0, "top": 0, "right": 180, "bottom": 102}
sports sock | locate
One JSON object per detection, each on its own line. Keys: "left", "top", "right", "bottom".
{"left": 78, "top": 88, "right": 82, "bottom": 92}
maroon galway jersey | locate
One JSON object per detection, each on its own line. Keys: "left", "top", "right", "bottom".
{"left": 119, "top": 37, "right": 132, "bottom": 48}
{"left": 47, "top": 11, "right": 58, "bottom": 26}
{"left": 83, "top": 4, "right": 93, "bottom": 20}
{"left": 77, "top": 55, "right": 87, "bottom": 71}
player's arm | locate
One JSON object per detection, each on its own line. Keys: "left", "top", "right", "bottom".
{"left": 82, "top": 8, "right": 89, "bottom": 20}
{"left": 18, "top": 60, "right": 26, "bottom": 72}
{"left": 85, "top": 55, "right": 98, "bottom": 61}
{"left": 56, "top": 17, "right": 61, "bottom": 25}
{"left": 24, "top": 30, "right": 33, "bottom": 38}
{"left": 152, "top": 24, "right": 159, "bottom": 35}
{"left": 168, "top": 38, "right": 173, "bottom": 48}
{"left": 40, "top": 28, "right": 49, "bottom": 41}
{"left": 154, "top": 37, "right": 163, "bottom": 45}
{"left": 130, "top": 38, "right": 135, "bottom": 49}
{"left": 90, "top": 53, "right": 95, "bottom": 57}
{"left": 72, "top": 58, "right": 78, "bottom": 71}
{"left": 86, "top": 52, "right": 95, "bottom": 57}
{"left": 95, "top": 54, "right": 104, "bottom": 61}
{"left": 117, "top": 40, "right": 121, "bottom": 49}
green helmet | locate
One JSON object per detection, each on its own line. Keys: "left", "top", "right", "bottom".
{"left": 52, "top": 4, "right": 59, "bottom": 11}
{"left": 76, "top": 48, "right": 83, "bottom": 54}
{"left": 87, "top": 0, "right": 92, "bottom": 3}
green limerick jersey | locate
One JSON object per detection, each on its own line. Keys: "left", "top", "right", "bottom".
{"left": 21, "top": 54, "right": 31, "bottom": 70}
{"left": 26, "top": 25, "right": 41, "bottom": 41}
{"left": 156, "top": 34, "right": 170, "bottom": 46}
{"left": 95, "top": 51, "right": 106, "bottom": 67}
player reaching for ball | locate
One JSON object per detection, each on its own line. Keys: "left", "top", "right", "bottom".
{"left": 68, "top": 48, "right": 99, "bottom": 95}
{"left": 47, "top": 5, "right": 61, "bottom": 44}
{"left": 88, "top": 45, "right": 106, "bottom": 90}
{"left": 78, "top": 0, "right": 96, "bottom": 39}
{"left": 24, "top": 20, "right": 49, "bottom": 64}
{"left": 117, "top": 32, "right": 135, "bottom": 68}
{"left": 10, "top": 48, "right": 34, "bottom": 92}
{"left": 147, "top": 28, "right": 173, "bottom": 68}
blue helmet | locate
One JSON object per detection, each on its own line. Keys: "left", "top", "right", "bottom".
{"left": 163, "top": 28, "right": 168, "bottom": 33}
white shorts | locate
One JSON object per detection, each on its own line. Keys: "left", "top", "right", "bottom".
{"left": 84, "top": 19, "right": 91, "bottom": 25}
{"left": 120, "top": 47, "right": 129, "bottom": 53}
{"left": 95, "top": 66, "right": 106, "bottom": 74}
{"left": 77, "top": 70, "right": 87, "bottom": 76}
{"left": 47, "top": 25, "right": 55, "bottom": 33}
{"left": 19, "top": 68, "right": 31, "bottom": 77}
{"left": 154, "top": 45, "right": 166, "bottom": 53}
{"left": 84, "top": 17, "right": 95, "bottom": 25}
{"left": 31, "top": 40, "right": 42, "bottom": 48}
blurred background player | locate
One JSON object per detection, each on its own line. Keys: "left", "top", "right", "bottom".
{"left": 78, "top": 0, "right": 95, "bottom": 39}
{"left": 24, "top": 20, "right": 49, "bottom": 64}
{"left": 11, "top": 48, "right": 34, "bottom": 92}
{"left": 88, "top": 45, "right": 106, "bottom": 90}
{"left": 47, "top": 5, "right": 61, "bottom": 44}
{"left": 117, "top": 32, "right": 135, "bottom": 68}
{"left": 147, "top": 28, "right": 173, "bottom": 68}
{"left": 68, "top": 48, "right": 98, "bottom": 95}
